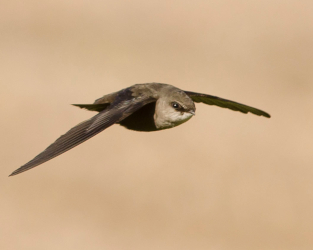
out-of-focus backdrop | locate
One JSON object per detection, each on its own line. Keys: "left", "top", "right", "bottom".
{"left": 1, "top": 1, "right": 312, "bottom": 249}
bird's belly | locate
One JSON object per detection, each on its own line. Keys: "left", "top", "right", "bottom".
{"left": 118, "top": 102, "right": 158, "bottom": 132}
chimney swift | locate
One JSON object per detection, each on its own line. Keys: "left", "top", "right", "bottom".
{"left": 10, "top": 83, "right": 270, "bottom": 176}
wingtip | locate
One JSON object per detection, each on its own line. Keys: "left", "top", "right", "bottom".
{"left": 72, "top": 104, "right": 81, "bottom": 108}
{"left": 262, "top": 112, "right": 271, "bottom": 118}
{"left": 9, "top": 168, "right": 26, "bottom": 177}
{"left": 9, "top": 172, "right": 16, "bottom": 177}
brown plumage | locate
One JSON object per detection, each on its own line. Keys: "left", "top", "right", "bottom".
{"left": 10, "top": 83, "right": 270, "bottom": 176}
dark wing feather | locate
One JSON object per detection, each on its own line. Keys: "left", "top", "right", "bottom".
{"left": 184, "top": 91, "right": 270, "bottom": 118}
{"left": 10, "top": 96, "right": 154, "bottom": 176}
{"left": 72, "top": 103, "right": 110, "bottom": 112}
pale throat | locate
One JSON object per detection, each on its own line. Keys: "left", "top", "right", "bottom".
{"left": 154, "top": 108, "right": 193, "bottom": 130}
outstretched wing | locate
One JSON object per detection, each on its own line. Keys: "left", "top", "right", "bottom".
{"left": 10, "top": 95, "right": 154, "bottom": 176}
{"left": 184, "top": 91, "right": 270, "bottom": 118}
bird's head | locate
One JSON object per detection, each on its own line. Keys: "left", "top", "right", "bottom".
{"left": 154, "top": 89, "right": 196, "bottom": 130}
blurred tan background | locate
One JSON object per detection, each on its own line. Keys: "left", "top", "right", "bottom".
{"left": 1, "top": 0, "right": 313, "bottom": 249}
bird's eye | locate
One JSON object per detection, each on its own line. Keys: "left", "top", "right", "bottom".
{"left": 171, "top": 102, "right": 181, "bottom": 109}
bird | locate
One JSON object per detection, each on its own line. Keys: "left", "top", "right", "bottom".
{"left": 10, "top": 83, "right": 270, "bottom": 176}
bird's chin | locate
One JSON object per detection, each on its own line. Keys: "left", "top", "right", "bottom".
{"left": 174, "top": 112, "right": 193, "bottom": 125}
{"left": 162, "top": 112, "right": 193, "bottom": 129}
{"left": 155, "top": 111, "right": 194, "bottom": 130}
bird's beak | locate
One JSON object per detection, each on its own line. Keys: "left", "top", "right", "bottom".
{"left": 188, "top": 110, "right": 195, "bottom": 116}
